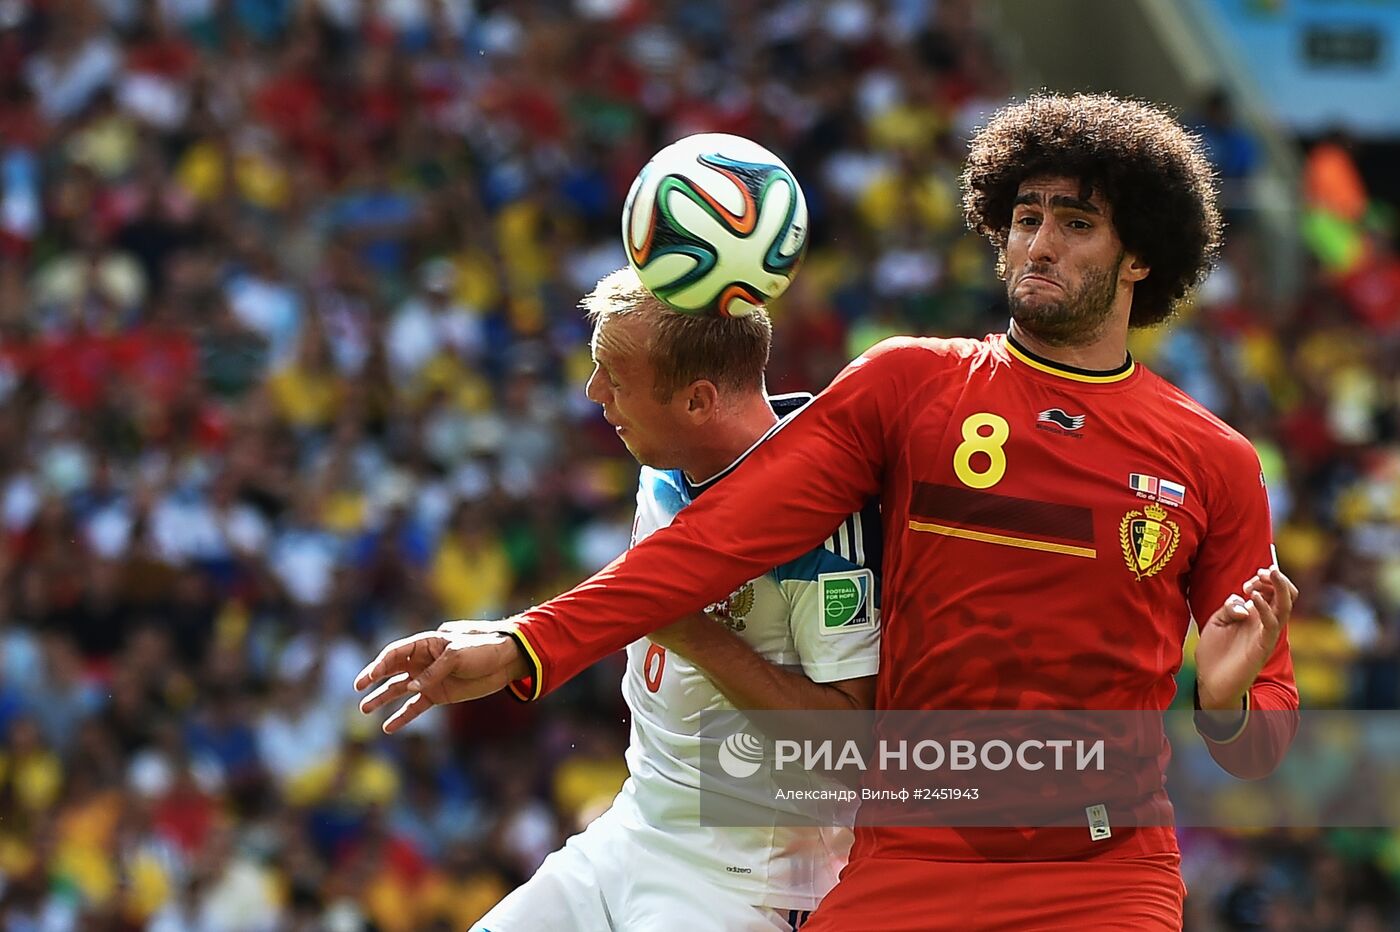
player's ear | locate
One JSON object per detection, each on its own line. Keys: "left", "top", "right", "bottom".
{"left": 1121, "top": 251, "right": 1150, "bottom": 283}
{"left": 685, "top": 380, "right": 719, "bottom": 422}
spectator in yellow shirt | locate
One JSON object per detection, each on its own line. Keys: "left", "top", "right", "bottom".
{"left": 430, "top": 501, "right": 514, "bottom": 620}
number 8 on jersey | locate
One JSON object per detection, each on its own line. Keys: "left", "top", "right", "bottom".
{"left": 953, "top": 412, "right": 1010, "bottom": 490}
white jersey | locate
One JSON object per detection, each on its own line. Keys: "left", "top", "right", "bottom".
{"left": 606, "top": 395, "right": 883, "bottom": 910}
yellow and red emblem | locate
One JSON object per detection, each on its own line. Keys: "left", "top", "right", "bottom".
{"left": 1120, "top": 502, "right": 1181, "bottom": 580}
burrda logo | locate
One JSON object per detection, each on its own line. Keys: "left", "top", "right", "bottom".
{"left": 1035, "top": 408, "right": 1086, "bottom": 439}
{"left": 718, "top": 732, "right": 765, "bottom": 779}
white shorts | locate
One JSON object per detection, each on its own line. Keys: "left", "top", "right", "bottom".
{"left": 472, "top": 810, "right": 814, "bottom": 932}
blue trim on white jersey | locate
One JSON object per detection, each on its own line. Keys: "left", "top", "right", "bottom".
{"left": 645, "top": 469, "right": 689, "bottom": 517}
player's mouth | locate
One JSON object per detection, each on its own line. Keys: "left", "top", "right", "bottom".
{"left": 1018, "top": 273, "right": 1062, "bottom": 289}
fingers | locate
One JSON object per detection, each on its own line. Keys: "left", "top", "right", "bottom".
{"left": 1250, "top": 588, "right": 1281, "bottom": 640}
{"left": 354, "top": 637, "right": 404, "bottom": 691}
{"left": 359, "top": 672, "right": 412, "bottom": 715}
{"left": 1210, "top": 593, "right": 1252, "bottom": 627}
{"left": 353, "top": 631, "right": 445, "bottom": 691}
{"left": 1269, "top": 566, "right": 1296, "bottom": 618}
{"left": 357, "top": 631, "right": 516, "bottom": 733}
{"left": 352, "top": 632, "right": 422, "bottom": 688}
{"left": 408, "top": 648, "right": 452, "bottom": 696}
{"left": 1241, "top": 579, "right": 1275, "bottom": 609}
{"left": 1243, "top": 566, "right": 1296, "bottom": 627}
{"left": 383, "top": 692, "right": 434, "bottom": 734}
{"left": 1217, "top": 590, "right": 1274, "bottom": 630}
{"left": 381, "top": 668, "right": 514, "bottom": 734}
{"left": 1242, "top": 565, "right": 1275, "bottom": 594}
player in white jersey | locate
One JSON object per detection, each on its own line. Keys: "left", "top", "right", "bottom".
{"left": 358, "top": 269, "right": 879, "bottom": 931}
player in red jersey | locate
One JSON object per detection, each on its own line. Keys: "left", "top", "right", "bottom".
{"left": 356, "top": 94, "right": 1299, "bottom": 929}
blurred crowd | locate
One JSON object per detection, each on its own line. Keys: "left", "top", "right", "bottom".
{"left": 0, "top": 0, "right": 1395, "bottom": 929}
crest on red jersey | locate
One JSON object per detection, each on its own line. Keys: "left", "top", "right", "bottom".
{"left": 1119, "top": 502, "right": 1181, "bottom": 580}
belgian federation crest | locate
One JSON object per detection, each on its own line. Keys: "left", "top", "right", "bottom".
{"left": 1120, "top": 502, "right": 1181, "bottom": 580}
{"left": 705, "top": 581, "right": 755, "bottom": 632}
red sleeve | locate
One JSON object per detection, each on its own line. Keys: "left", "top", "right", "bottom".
{"left": 1188, "top": 434, "right": 1299, "bottom": 779}
{"left": 508, "top": 338, "right": 921, "bottom": 699}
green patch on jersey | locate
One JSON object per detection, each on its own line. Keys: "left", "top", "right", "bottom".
{"left": 819, "top": 569, "right": 875, "bottom": 635}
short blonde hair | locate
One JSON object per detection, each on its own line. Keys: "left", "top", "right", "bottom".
{"left": 582, "top": 269, "right": 772, "bottom": 402}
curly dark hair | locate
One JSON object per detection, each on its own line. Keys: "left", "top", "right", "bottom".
{"left": 961, "top": 93, "right": 1223, "bottom": 327}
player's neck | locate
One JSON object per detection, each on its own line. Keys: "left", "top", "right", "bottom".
{"left": 1007, "top": 320, "right": 1130, "bottom": 372}
{"left": 679, "top": 396, "right": 779, "bottom": 485}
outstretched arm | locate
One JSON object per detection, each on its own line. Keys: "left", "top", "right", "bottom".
{"left": 356, "top": 340, "right": 925, "bottom": 725}
{"left": 509, "top": 340, "right": 921, "bottom": 700}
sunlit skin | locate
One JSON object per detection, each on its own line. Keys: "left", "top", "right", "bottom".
{"left": 583, "top": 314, "right": 715, "bottom": 473}
{"left": 1004, "top": 175, "right": 1149, "bottom": 368}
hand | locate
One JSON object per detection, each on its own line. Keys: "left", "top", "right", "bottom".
{"left": 1196, "top": 566, "right": 1297, "bottom": 710}
{"left": 354, "top": 629, "right": 529, "bottom": 734}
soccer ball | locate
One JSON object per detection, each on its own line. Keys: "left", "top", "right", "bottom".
{"left": 621, "top": 133, "right": 808, "bottom": 318}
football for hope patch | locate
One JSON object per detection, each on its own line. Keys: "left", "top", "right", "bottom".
{"left": 819, "top": 569, "right": 876, "bottom": 635}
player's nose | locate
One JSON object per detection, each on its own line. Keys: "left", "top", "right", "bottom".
{"left": 1028, "top": 223, "right": 1059, "bottom": 264}
{"left": 584, "top": 365, "right": 608, "bottom": 405}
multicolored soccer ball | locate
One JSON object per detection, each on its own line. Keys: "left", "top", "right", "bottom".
{"left": 621, "top": 133, "right": 808, "bottom": 318}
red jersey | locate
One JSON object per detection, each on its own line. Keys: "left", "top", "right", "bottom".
{"left": 511, "top": 333, "right": 1297, "bottom": 862}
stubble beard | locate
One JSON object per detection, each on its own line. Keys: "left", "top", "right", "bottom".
{"left": 1007, "top": 254, "right": 1123, "bottom": 347}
